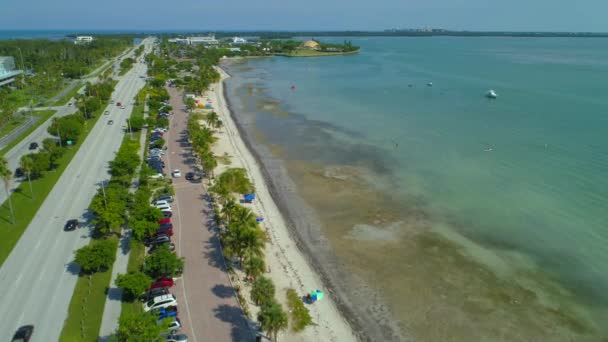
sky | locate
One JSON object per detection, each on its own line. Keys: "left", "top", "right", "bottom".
{"left": 1, "top": 0, "right": 606, "bottom": 32}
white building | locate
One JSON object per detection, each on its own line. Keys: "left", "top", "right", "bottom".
{"left": 232, "top": 37, "right": 247, "bottom": 45}
{"left": 168, "top": 38, "right": 190, "bottom": 44}
{"left": 75, "top": 36, "right": 94, "bottom": 44}
{"left": 188, "top": 35, "right": 219, "bottom": 45}
{"left": 0, "top": 56, "right": 23, "bottom": 87}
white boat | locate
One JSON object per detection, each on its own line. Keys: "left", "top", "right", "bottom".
{"left": 427, "top": 82, "right": 433, "bottom": 87}
{"left": 485, "top": 89, "right": 498, "bottom": 99}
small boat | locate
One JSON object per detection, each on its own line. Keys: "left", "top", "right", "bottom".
{"left": 427, "top": 82, "right": 433, "bottom": 87}
{"left": 485, "top": 89, "right": 498, "bottom": 99}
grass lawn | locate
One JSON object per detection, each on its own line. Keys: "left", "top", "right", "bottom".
{"left": 53, "top": 83, "right": 84, "bottom": 106}
{"left": 59, "top": 237, "right": 118, "bottom": 342}
{"left": 0, "top": 116, "right": 27, "bottom": 139}
{"left": 120, "top": 240, "right": 145, "bottom": 319}
{"left": 0, "top": 109, "right": 57, "bottom": 156}
{"left": 0, "top": 106, "right": 105, "bottom": 266}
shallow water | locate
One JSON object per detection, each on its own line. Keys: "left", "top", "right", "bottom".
{"left": 223, "top": 37, "right": 608, "bottom": 341}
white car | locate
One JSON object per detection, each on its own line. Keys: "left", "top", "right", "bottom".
{"left": 143, "top": 294, "right": 177, "bottom": 312}
{"left": 154, "top": 200, "right": 170, "bottom": 207}
{"left": 149, "top": 173, "right": 164, "bottom": 179}
{"left": 163, "top": 333, "right": 188, "bottom": 342}
{"left": 104, "top": 110, "right": 110, "bottom": 115}
{"left": 156, "top": 205, "right": 172, "bottom": 212}
{"left": 158, "top": 317, "right": 182, "bottom": 331}
{"left": 120, "top": 105, "right": 126, "bottom": 109}
{"left": 172, "top": 169, "right": 181, "bottom": 178}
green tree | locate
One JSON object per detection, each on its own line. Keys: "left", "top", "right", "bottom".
{"left": 144, "top": 244, "right": 184, "bottom": 278}
{"left": 244, "top": 255, "right": 265, "bottom": 281}
{"left": 19, "top": 154, "right": 34, "bottom": 198}
{"left": 42, "top": 137, "right": 65, "bottom": 166}
{"left": 74, "top": 239, "right": 116, "bottom": 274}
{"left": 115, "top": 271, "right": 152, "bottom": 300}
{"left": 258, "top": 300, "right": 288, "bottom": 342}
{"left": 48, "top": 115, "right": 84, "bottom": 144}
{"left": 116, "top": 311, "right": 167, "bottom": 342}
{"left": 150, "top": 138, "right": 165, "bottom": 149}
{"left": 185, "top": 97, "right": 196, "bottom": 111}
{"left": 251, "top": 276, "right": 275, "bottom": 306}
{"left": 0, "top": 157, "right": 15, "bottom": 224}
{"left": 128, "top": 115, "right": 145, "bottom": 131}
{"left": 130, "top": 218, "right": 160, "bottom": 241}
{"left": 201, "top": 152, "right": 217, "bottom": 178}
{"left": 89, "top": 183, "right": 129, "bottom": 235}
{"left": 30, "top": 152, "right": 52, "bottom": 175}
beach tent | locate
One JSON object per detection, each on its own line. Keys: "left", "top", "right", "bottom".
{"left": 256, "top": 216, "right": 264, "bottom": 223}
{"left": 204, "top": 104, "right": 213, "bottom": 109}
{"left": 310, "top": 290, "right": 324, "bottom": 301}
{"left": 244, "top": 194, "right": 256, "bottom": 201}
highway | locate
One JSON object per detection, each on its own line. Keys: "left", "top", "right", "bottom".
{"left": 0, "top": 37, "right": 154, "bottom": 341}
{"left": 0, "top": 45, "right": 136, "bottom": 206}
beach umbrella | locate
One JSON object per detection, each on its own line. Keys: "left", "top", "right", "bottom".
{"left": 256, "top": 216, "right": 264, "bottom": 223}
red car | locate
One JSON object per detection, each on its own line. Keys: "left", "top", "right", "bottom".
{"left": 150, "top": 277, "right": 175, "bottom": 289}
{"left": 158, "top": 218, "right": 171, "bottom": 224}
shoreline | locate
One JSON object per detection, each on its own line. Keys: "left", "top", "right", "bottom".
{"left": 209, "top": 65, "right": 362, "bottom": 341}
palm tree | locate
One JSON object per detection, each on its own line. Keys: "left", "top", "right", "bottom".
{"left": 220, "top": 198, "right": 237, "bottom": 224}
{"left": 258, "top": 300, "right": 288, "bottom": 342}
{"left": 20, "top": 155, "right": 34, "bottom": 198}
{"left": 250, "top": 276, "right": 275, "bottom": 306}
{"left": 201, "top": 152, "right": 217, "bottom": 179}
{"left": 0, "top": 157, "right": 15, "bottom": 224}
{"left": 244, "top": 255, "right": 265, "bottom": 281}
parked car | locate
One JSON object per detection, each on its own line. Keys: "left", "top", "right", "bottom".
{"left": 156, "top": 226, "right": 174, "bottom": 237}
{"left": 185, "top": 172, "right": 202, "bottom": 182}
{"left": 158, "top": 217, "right": 172, "bottom": 224}
{"left": 158, "top": 317, "right": 181, "bottom": 332}
{"left": 149, "top": 173, "right": 164, "bottom": 179}
{"left": 11, "top": 325, "right": 34, "bottom": 342}
{"left": 64, "top": 219, "right": 79, "bottom": 231}
{"left": 149, "top": 242, "right": 176, "bottom": 254}
{"left": 155, "top": 204, "right": 172, "bottom": 212}
{"left": 154, "top": 200, "right": 170, "bottom": 207}
{"left": 162, "top": 211, "right": 173, "bottom": 218}
{"left": 143, "top": 294, "right": 177, "bottom": 312}
{"left": 140, "top": 287, "right": 170, "bottom": 302}
{"left": 28, "top": 142, "right": 38, "bottom": 150}
{"left": 155, "top": 195, "right": 174, "bottom": 203}
{"left": 150, "top": 234, "right": 170, "bottom": 246}
{"left": 14, "top": 168, "right": 24, "bottom": 178}
{"left": 156, "top": 305, "right": 178, "bottom": 319}
{"left": 171, "top": 169, "right": 181, "bottom": 178}
{"left": 151, "top": 277, "right": 175, "bottom": 289}
{"left": 163, "top": 334, "right": 188, "bottom": 342}
{"left": 159, "top": 222, "right": 173, "bottom": 230}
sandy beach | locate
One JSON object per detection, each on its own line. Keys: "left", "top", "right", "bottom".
{"left": 203, "top": 66, "right": 358, "bottom": 342}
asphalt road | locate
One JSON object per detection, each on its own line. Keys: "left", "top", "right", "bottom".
{"left": 0, "top": 45, "right": 136, "bottom": 206}
{"left": 0, "top": 38, "right": 154, "bottom": 341}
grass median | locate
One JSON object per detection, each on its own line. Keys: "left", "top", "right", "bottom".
{"left": 0, "top": 107, "right": 105, "bottom": 266}
{"left": 120, "top": 240, "right": 145, "bottom": 318}
{"left": 60, "top": 127, "right": 143, "bottom": 340}
{"left": 0, "top": 110, "right": 57, "bottom": 156}
{"left": 59, "top": 236, "right": 118, "bottom": 342}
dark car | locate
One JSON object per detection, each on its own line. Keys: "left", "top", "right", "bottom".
{"left": 64, "top": 219, "right": 79, "bottom": 231}
{"left": 12, "top": 325, "right": 34, "bottom": 342}
{"left": 156, "top": 305, "right": 178, "bottom": 319}
{"left": 162, "top": 211, "right": 172, "bottom": 218}
{"left": 150, "top": 234, "right": 171, "bottom": 246}
{"left": 14, "top": 168, "right": 24, "bottom": 178}
{"left": 28, "top": 142, "right": 38, "bottom": 150}
{"left": 156, "top": 225, "right": 174, "bottom": 237}
{"left": 185, "top": 172, "right": 202, "bottom": 182}
{"left": 140, "top": 287, "right": 170, "bottom": 302}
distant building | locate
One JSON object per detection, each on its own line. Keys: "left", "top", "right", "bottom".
{"left": 188, "top": 35, "right": 219, "bottom": 45}
{"left": 75, "top": 36, "right": 94, "bottom": 44}
{"left": 0, "top": 56, "right": 23, "bottom": 87}
{"left": 232, "top": 37, "right": 247, "bottom": 45}
{"left": 168, "top": 38, "right": 190, "bottom": 44}
{"left": 228, "top": 47, "right": 241, "bottom": 52}
{"left": 301, "top": 40, "right": 320, "bottom": 50}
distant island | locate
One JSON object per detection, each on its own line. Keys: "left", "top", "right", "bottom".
{"left": 271, "top": 40, "right": 359, "bottom": 57}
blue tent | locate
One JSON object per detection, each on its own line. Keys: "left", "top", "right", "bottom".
{"left": 244, "top": 194, "right": 256, "bottom": 201}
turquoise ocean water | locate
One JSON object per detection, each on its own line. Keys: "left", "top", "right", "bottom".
{"left": 224, "top": 37, "right": 608, "bottom": 339}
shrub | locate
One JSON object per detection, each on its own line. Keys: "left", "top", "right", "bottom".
{"left": 250, "top": 276, "right": 275, "bottom": 306}
{"left": 286, "top": 288, "right": 313, "bottom": 332}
